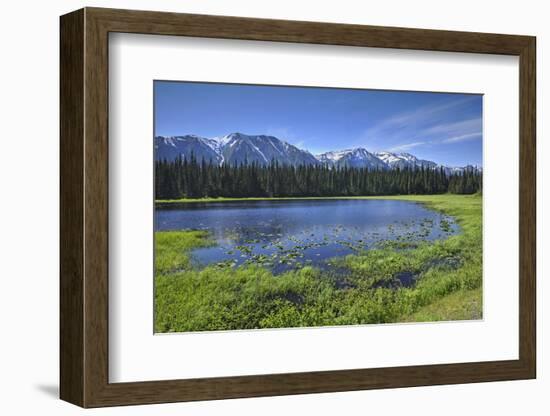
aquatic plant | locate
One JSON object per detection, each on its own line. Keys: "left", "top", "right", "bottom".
{"left": 155, "top": 194, "right": 482, "bottom": 332}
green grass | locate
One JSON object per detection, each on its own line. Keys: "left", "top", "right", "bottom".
{"left": 156, "top": 196, "right": 402, "bottom": 204}
{"left": 156, "top": 195, "right": 475, "bottom": 204}
{"left": 154, "top": 194, "right": 482, "bottom": 333}
{"left": 403, "top": 288, "right": 482, "bottom": 322}
{"left": 155, "top": 230, "right": 213, "bottom": 275}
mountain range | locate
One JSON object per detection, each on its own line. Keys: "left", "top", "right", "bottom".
{"left": 154, "top": 132, "right": 479, "bottom": 173}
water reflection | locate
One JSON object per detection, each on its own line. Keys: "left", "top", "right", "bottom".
{"left": 155, "top": 199, "right": 459, "bottom": 274}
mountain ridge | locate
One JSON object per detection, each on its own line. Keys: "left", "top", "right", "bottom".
{"left": 154, "top": 132, "right": 480, "bottom": 173}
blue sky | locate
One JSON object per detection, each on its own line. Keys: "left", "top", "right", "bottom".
{"left": 154, "top": 81, "right": 482, "bottom": 167}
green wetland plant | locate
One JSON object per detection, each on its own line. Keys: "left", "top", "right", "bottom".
{"left": 154, "top": 194, "right": 482, "bottom": 333}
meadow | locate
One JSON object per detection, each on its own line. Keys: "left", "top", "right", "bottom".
{"left": 154, "top": 194, "right": 482, "bottom": 332}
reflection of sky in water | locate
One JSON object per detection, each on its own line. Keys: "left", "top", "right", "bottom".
{"left": 155, "top": 200, "right": 459, "bottom": 274}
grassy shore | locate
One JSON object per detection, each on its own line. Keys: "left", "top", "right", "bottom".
{"left": 154, "top": 194, "right": 482, "bottom": 332}
{"left": 156, "top": 195, "right": 467, "bottom": 204}
{"left": 156, "top": 196, "right": 392, "bottom": 204}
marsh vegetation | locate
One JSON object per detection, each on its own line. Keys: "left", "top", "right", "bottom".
{"left": 154, "top": 194, "right": 482, "bottom": 333}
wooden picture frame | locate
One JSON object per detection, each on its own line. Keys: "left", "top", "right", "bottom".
{"left": 60, "top": 7, "right": 536, "bottom": 408}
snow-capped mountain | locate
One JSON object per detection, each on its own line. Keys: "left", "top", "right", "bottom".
{"left": 154, "top": 132, "right": 478, "bottom": 173}
{"left": 221, "top": 133, "right": 319, "bottom": 167}
{"left": 374, "top": 151, "right": 438, "bottom": 170}
{"left": 316, "top": 148, "right": 388, "bottom": 170}
{"left": 154, "top": 135, "right": 223, "bottom": 165}
{"left": 155, "top": 132, "right": 318, "bottom": 167}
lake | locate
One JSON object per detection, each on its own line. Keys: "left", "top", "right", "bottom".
{"left": 155, "top": 199, "right": 459, "bottom": 274}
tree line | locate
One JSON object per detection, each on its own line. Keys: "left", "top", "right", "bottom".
{"left": 155, "top": 156, "right": 482, "bottom": 199}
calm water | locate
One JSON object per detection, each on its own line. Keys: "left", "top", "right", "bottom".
{"left": 155, "top": 199, "right": 459, "bottom": 274}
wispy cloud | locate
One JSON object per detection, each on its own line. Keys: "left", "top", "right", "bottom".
{"left": 362, "top": 96, "right": 478, "bottom": 142}
{"left": 381, "top": 96, "right": 476, "bottom": 128}
{"left": 389, "top": 130, "right": 481, "bottom": 152}
{"left": 441, "top": 132, "right": 482, "bottom": 144}
{"left": 423, "top": 117, "right": 482, "bottom": 136}
{"left": 359, "top": 97, "right": 482, "bottom": 153}
{"left": 388, "top": 141, "right": 428, "bottom": 152}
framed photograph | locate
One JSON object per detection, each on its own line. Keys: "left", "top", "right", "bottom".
{"left": 60, "top": 7, "right": 536, "bottom": 407}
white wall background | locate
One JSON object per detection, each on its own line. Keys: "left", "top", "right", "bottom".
{"left": 0, "top": 0, "right": 546, "bottom": 414}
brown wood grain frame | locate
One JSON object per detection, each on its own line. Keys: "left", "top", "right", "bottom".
{"left": 60, "top": 7, "right": 536, "bottom": 408}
